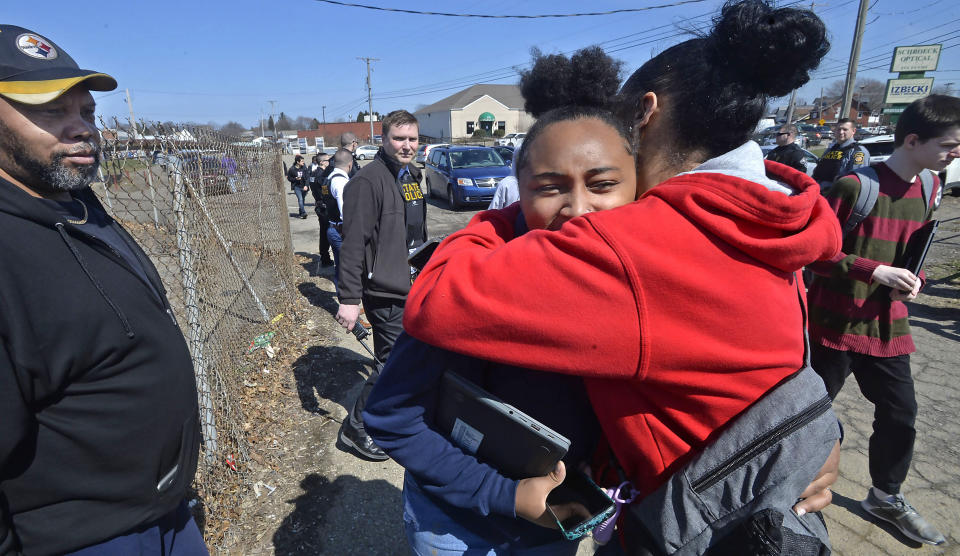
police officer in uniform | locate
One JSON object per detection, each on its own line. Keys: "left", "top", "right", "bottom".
{"left": 766, "top": 124, "right": 807, "bottom": 173}
{"left": 811, "top": 117, "right": 870, "bottom": 188}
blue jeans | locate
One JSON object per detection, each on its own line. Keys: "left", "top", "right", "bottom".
{"left": 292, "top": 186, "right": 307, "bottom": 216}
{"left": 403, "top": 474, "right": 579, "bottom": 556}
{"left": 66, "top": 501, "right": 208, "bottom": 555}
{"left": 327, "top": 223, "right": 343, "bottom": 295}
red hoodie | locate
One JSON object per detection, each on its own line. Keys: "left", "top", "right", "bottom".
{"left": 404, "top": 161, "right": 841, "bottom": 494}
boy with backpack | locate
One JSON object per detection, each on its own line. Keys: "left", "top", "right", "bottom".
{"left": 806, "top": 94, "right": 960, "bottom": 546}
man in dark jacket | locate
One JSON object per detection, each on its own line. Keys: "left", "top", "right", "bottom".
{"left": 766, "top": 124, "right": 807, "bottom": 173}
{"left": 287, "top": 154, "right": 308, "bottom": 218}
{"left": 0, "top": 25, "right": 205, "bottom": 554}
{"left": 309, "top": 154, "right": 334, "bottom": 266}
{"left": 812, "top": 118, "right": 871, "bottom": 188}
{"left": 335, "top": 110, "right": 426, "bottom": 460}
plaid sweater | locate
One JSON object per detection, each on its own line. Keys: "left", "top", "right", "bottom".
{"left": 807, "top": 162, "right": 938, "bottom": 357}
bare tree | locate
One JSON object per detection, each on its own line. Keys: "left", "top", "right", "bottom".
{"left": 824, "top": 78, "right": 886, "bottom": 108}
{"left": 857, "top": 78, "right": 886, "bottom": 109}
{"left": 276, "top": 112, "right": 293, "bottom": 131}
{"left": 291, "top": 116, "right": 315, "bottom": 130}
{"left": 219, "top": 121, "right": 247, "bottom": 136}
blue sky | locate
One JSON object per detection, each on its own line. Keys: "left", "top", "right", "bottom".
{"left": 5, "top": 0, "right": 958, "bottom": 127}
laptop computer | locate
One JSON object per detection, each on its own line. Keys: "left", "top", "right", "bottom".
{"left": 436, "top": 371, "right": 570, "bottom": 480}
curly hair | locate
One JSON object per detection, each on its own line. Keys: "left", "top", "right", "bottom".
{"left": 618, "top": 0, "right": 829, "bottom": 161}
{"left": 514, "top": 46, "right": 628, "bottom": 172}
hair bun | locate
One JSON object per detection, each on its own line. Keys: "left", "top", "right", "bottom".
{"left": 520, "top": 46, "right": 623, "bottom": 118}
{"left": 707, "top": 0, "right": 828, "bottom": 97}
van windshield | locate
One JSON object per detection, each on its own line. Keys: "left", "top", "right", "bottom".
{"left": 449, "top": 149, "right": 505, "bottom": 169}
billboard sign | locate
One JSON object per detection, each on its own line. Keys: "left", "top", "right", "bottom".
{"left": 885, "top": 78, "right": 935, "bottom": 104}
{"left": 890, "top": 44, "right": 941, "bottom": 72}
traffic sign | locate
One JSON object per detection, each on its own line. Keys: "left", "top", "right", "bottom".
{"left": 882, "top": 107, "right": 905, "bottom": 114}
{"left": 818, "top": 118, "right": 825, "bottom": 126}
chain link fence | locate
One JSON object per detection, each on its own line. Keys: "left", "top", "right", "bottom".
{"left": 96, "top": 118, "right": 296, "bottom": 527}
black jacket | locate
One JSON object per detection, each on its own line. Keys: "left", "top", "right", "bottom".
{"left": 0, "top": 179, "right": 199, "bottom": 555}
{"left": 287, "top": 163, "right": 307, "bottom": 189}
{"left": 338, "top": 150, "right": 426, "bottom": 304}
{"left": 765, "top": 143, "right": 807, "bottom": 174}
{"left": 811, "top": 139, "right": 870, "bottom": 186}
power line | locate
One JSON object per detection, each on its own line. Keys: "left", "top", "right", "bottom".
{"left": 311, "top": 0, "right": 712, "bottom": 18}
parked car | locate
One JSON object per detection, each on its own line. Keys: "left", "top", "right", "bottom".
{"left": 497, "top": 132, "right": 526, "bottom": 149}
{"left": 760, "top": 144, "right": 819, "bottom": 178}
{"left": 171, "top": 150, "right": 232, "bottom": 196}
{"left": 424, "top": 146, "right": 512, "bottom": 209}
{"left": 496, "top": 133, "right": 518, "bottom": 147}
{"left": 816, "top": 126, "right": 833, "bottom": 141}
{"left": 322, "top": 146, "right": 338, "bottom": 157}
{"left": 859, "top": 134, "right": 896, "bottom": 163}
{"left": 416, "top": 143, "right": 450, "bottom": 165}
{"left": 943, "top": 157, "right": 960, "bottom": 200}
{"left": 355, "top": 145, "right": 379, "bottom": 160}
{"left": 491, "top": 145, "right": 515, "bottom": 165}
{"left": 797, "top": 124, "right": 821, "bottom": 146}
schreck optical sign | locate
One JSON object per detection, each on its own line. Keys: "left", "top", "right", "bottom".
{"left": 885, "top": 78, "right": 935, "bottom": 104}
{"left": 890, "top": 44, "right": 941, "bottom": 72}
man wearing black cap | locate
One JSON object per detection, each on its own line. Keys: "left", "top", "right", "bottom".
{"left": 0, "top": 26, "right": 206, "bottom": 554}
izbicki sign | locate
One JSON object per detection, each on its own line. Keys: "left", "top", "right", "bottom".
{"left": 885, "top": 78, "right": 935, "bottom": 104}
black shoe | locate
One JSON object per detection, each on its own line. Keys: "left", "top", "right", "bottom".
{"left": 321, "top": 258, "right": 334, "bottom": 267}
{"left": 300, "top": 214, "right": 308, "bottom": 219}
{"left": 339, "top": 426, "right": 388, "bottom": 461}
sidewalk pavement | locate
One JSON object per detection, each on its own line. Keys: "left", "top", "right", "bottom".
{"left": 283, "top": 182, "right": 960, "bottom": 555}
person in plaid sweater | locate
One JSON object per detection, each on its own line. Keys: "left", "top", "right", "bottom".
{"left": 807, "top": 94, "right": 960, "bottom": 546}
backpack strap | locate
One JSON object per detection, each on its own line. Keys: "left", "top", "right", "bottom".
{"left": 919, "top": 169, "right": 935, "bottom": 220}
{"left": 843, "top": 166, "right": 880, "bottom": 237}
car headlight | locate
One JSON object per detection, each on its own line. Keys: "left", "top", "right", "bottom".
{"left": 457, "top": 178, "right": 474, "bottom": 186}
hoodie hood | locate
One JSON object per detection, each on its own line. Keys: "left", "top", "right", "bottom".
{"left": 0, "top": 175, "right": 88, "bottom": 225}
{"left": 646, "top": 155, "right": 841, "bottom": 273}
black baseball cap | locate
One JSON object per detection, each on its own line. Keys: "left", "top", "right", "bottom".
{"left": 0, "top": 24, "right": 116, "bottom": 105}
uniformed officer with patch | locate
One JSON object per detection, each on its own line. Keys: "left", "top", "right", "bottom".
{"left": 812, "top": 117, "right": 870, "bottom": 189}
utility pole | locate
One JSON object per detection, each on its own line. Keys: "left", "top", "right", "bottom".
{"left": 840, "top": 0, "right": 869, "bottom": 125}
{"left": 785, "top": 89, "right": 798, "bottom": 124}
{"left": 820, "top": 87, "right": 824, "bottom": 122}
{"left": 268, "top": 99, "right": 278, "bottom": 141}
{"left": 358, "top": 57, "right": 380, "bottom": 142}
{"left": 259, "top": 107, "right": 264, "bottom": 138}
{"left": 125, "top": 88, "right": 137, "bottom": 137}
{"left": 322, "top": 105, "right": 327, "bottom": 126}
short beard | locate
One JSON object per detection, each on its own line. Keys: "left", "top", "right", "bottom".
{"left": 0, "top": 119, "right": 100, "bottom": 192}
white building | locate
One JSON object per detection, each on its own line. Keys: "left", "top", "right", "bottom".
{"left": 415, "top": 84, "right": 534, "bottom": 141}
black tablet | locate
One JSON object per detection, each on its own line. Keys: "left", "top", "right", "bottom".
{"left": 408, "top": 238, "right": 442, "bottom": 271}
{"left": 436, "top": 371, "right": 570, "bottom": 480}
{"left": 903, "top": 219, "right": 939, "bottom": 277}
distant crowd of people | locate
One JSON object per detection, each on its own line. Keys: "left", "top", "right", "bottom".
{"left": 2, "top": 0, "right": 959, "bottom": 553}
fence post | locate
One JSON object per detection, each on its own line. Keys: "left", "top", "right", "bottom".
{"left": 172, "top": 170, "right": 218, "bottom": 459}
